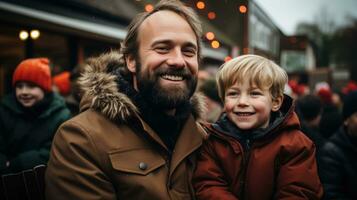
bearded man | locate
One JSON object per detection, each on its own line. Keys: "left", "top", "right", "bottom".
{"left": 45, "top": 0, "right": 207, "bottom": 199}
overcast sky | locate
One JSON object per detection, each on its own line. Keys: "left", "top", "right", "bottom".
{"left": 254, "top": 0, "right": 357, "bottom": 35}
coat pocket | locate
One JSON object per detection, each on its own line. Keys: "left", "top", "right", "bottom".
{"left": 109, "top": 148, "right": 166, "bottom": 176}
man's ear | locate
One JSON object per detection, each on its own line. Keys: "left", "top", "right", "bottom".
{"left": 125, "top": 55, "right": 136, "bottom": 73}
{"left": 272, "top": 95, "right": 283, "bottom": 112}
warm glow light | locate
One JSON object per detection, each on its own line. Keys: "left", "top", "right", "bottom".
{"left": 30, "top": 30, "right": 40, "bottom": 39}
{"left": 239, "top": 5, "right": 247, "bottom": 13}
{"left": 19, "top": 30, "right": 28, "bottom": 41}
{"left": 205, "top": 32, "right": 215, "bottom": 40}
{"left": 211, "top": 40, "right": 220, "bottom": 49}
{"left": 196, "top": 1, "right": 205, "bottom": 9}
{"left": 208, "top": 12, "right": 216, "bottom": 20}
{"left": 145, "top": 4, "right": 154, "bottom": 12}
{"left": 224, "top": 56, "right": 232, "bottom": 62}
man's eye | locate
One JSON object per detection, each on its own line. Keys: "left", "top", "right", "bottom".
{"left": 155, "top": 47, "right": 169, "bottom": 53}
{"left": 183, "top": 48, "right": 196, "bottom": 57}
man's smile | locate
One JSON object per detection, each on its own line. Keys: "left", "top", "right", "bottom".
{"left": 161, "top": 74, "right": 184, "bottom": 81}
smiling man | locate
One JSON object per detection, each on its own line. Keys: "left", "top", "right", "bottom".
{"left": 45, "top": 0, "right": 207, "bottom": 199}
{"left": 126, "top": 9, "right": 199, "bottom": 114}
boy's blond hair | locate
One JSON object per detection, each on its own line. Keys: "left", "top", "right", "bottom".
{"left": 216, "top": 54, "right": 288, "bottom": 101}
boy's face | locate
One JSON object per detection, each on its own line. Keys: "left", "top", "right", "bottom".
{"left": 224, "top": 80, "right": 282, "bottom": 130}
{"left": 15, "top": 81, "right": 45, "bottom": 107}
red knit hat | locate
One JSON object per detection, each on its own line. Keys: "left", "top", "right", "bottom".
{"left": 317, "top": 88, "right": 332, "bottom": 104}
{"left": 53, "top": 71, "right": 71, "bottom": 96}
{"left": 12, "top": 58, "right": 52, "bottom": 92}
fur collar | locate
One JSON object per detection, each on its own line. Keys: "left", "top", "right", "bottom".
{"left": 78, "top": 51, "right": 206, "bottom": 122}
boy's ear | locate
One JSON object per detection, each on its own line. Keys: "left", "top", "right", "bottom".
{"left": 272, "top": 95, "right": 283, "bottom": 112}
{"left": 125, "top": 55, "right": 136, "bottom": 73}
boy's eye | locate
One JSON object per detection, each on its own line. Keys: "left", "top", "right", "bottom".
{"left": 250, "top": 91, "right": 262, "bottom": 96}
{"left": 27, "top": 82, "right": 37, "bottom": 88}
{"left": 16, "top": 82, "right": 36, "bottom": 89}
{"left": 226, "top": 91, "right": 238, "bottom": 97}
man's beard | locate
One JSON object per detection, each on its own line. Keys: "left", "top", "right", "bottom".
{"left": 136, "top": 63, "right": 197, "bottom": 110}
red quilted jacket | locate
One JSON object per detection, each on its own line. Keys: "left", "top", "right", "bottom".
{"left": 193, "top": 96, "right": 323, "bottom": 200}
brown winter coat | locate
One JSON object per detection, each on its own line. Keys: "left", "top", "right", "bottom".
{"left": 193, "top": 96, "right": 323, "bottom": 200}
{"left": 45, "top": 52, "right": 206, "bottom": 200}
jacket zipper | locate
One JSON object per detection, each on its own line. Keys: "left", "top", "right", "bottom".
{"left": 239, "top": 139, "right": 252, "bottom": 200}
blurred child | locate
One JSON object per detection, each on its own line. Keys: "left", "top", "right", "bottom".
{"left": 319, "top": 90, "right": 357, "bottom": 199}
{"left": 193, "top": 55, "right": 323, "bottom": 199}
{"left": 296, "top": 94, "right": 325, "bottom": 156}
{"left": 0, "top": 58, "right": 71, "bottom": 174}
{"left": 53, "top": 66, "right": 83, "bottom": 115}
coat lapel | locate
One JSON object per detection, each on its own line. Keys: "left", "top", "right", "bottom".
{"left": 138, "top": 117, "right": 168, "bottom": 151}
{"left": 169, "top": 115, "right": 204, "bottom": 178}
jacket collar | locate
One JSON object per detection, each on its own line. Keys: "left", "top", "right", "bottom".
{"left": 78, "top": 51, "right": 206, "bottom": 176}
{"left": 78, "top": 51, "right": 206, "bottom": 122}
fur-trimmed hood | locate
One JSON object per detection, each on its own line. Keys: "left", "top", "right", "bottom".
{"left": 77, "top": 51, "right": 206, "bottom": 122}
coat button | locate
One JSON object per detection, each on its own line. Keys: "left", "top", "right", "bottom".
{"left": 139, "top": 162, "right": 148, "bottom": 170}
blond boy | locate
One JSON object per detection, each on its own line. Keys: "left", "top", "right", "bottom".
{"left": 193, "top": 55, "right": 323, "bottom": 199}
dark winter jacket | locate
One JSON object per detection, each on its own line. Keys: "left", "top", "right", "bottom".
{"left": 319, "top": 127, "right": 357, "bottom": 200}
{"left": 300, "top": 122, "right": 326, "bottom": 164}
{"left": 193, "top": 95, "right": 323, "bottom": 200}
{"left": 0, "top": 92, "right": 71, "bottom": 173}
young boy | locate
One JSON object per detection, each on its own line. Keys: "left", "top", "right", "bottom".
{"left": 0, "top": 58, "right": 71, "bottom": 174}
{"left": 193, "top": 55, "right": 323, "bottom": 199}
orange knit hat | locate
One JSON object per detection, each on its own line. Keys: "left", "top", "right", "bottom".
{"left": 53, "top": 71, "right": 71, "bottom": 96}
{"left": 12, "top": 58, "right": 52, "bottom": 92}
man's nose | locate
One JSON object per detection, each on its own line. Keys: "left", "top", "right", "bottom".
{"left": 166, "top": 49, "right": 185, "bottom": 68}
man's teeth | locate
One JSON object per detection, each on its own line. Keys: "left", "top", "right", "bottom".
{"left": 161, "top": 75, "right": 183, "bottom": 81}
{"left": 237, "top": 112, "right": 253, "bottom": 116}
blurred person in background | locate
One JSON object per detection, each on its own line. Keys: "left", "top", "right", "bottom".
{"left": 319, "top": 90, "right": 357, "bottom": 200}
{"left": 296, "top": 94, "right": 325, "bottom": 160}
{"left": 0, "top": 58, "right": 71, "bottom": 174}
{"left": 342, "top": 80, "right": 357, "bottom": 95}
{"left": 315, "top": 85, "right": 343, "bottom": 139}
{"left": 288, "top": 79, "right": 310, "bottom": 98}
{"left": 199, "top": 78, "right": 223, "bottom": 123}
{"left": 53, "top": 64, "right": 84, "bottom": 115}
